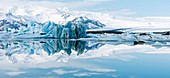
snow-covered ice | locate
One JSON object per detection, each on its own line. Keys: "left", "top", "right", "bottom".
{"left": 0, "top": 5, "right": 169, "bottom": 41}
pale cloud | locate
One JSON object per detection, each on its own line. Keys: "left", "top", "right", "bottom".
{"left": 0, "top": 0, "right": 112, "bottom": 10}
{"left": 110, "top": 9, "right": 136, "bottom": 16}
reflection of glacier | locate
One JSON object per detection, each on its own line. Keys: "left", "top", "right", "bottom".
{"left": 0, "top": 39, "right": 170, "bottom": 63}
{"left": 0, "top": 39, "right": 104, "bottom": 63}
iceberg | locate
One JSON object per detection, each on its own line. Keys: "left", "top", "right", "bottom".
{"left": 0, "top": 18, "right": 88, "bottom": 39}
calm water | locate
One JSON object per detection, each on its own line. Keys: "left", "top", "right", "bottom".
{"left": 0, "top": 39, "right": 170, "bottom": 78}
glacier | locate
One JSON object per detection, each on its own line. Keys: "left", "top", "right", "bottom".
{"left": 0, "top": 17, "right": 95, "bottom": 39}
{"left": 0, "top": 7, "right": 105, "bottom": 39}
{"left": 0, "top": 5, "right": 170, "bottom": 41}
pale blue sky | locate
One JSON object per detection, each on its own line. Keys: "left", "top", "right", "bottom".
{"left": 0, "top": 0, "right": 169, "bottom": 17}
{"left": 91, "top": 0, "right": 170, "bottom": 16}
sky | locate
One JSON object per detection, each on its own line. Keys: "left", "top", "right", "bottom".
{"left": 0, "top": 0, "right": 169, "bottom": 17}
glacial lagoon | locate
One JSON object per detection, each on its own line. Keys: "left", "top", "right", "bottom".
{"left": 0, "top": 39, "right": 170, "bottom": 78}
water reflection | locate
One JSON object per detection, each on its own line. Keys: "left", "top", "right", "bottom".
{"left": 1, "top": 40, "right": 93, "bottom": 57}
{"left": 0, "top": 40, "right": 170, "bottom": 78}
{"left": 42, "top": 39, "right": 87, "bottom": 56}
{"left": 0, "top": 39, "right": 102, "bottom": 63}
{"left": 0, "top": 39, "right": 169, "bottom": 63}
{"left": 0, "top": 39, "right": 170, "bottom": 63}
